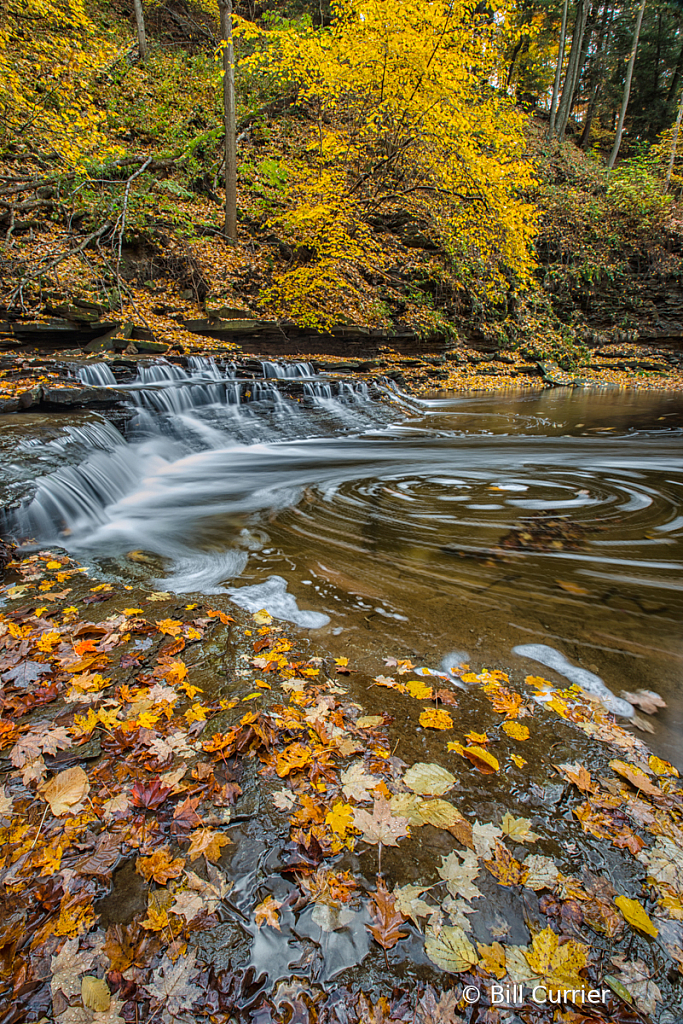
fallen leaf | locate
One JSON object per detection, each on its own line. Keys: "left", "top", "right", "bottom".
{"left": 424, "top": 923, "right": 478, "bottom": 973}
{"left": 525, "top": 927, "right": 588, "bottom": 989}
{"left": 406, "top": 680, "right": 433, "bottom": 700}
{"left": 621, "top": 689, "right": 666, "bottom": 714}
{"left": 403, "top": 762, "right": 455, "bottom": 797}
{"left": 500, "top": 812, "right": 539, "bottom": 843}
{"left": 367, "top": 877, "right": 408, "bottom": 949}
{"left": 252, "top": 609, "right": 273, "bottom": 625}
{"left": 615, "top": 895, "right": 658, "bottom": 937}
{"left": 419, "top": 708, "right": 453, "bottom": 730}
{"left": 255, "top": 894, "right": 282, "bottom": 929}
{"left": 186, "top": 828, "right": 232, "bottom": 863}
{"left": 448, "top": 741, "right": 499, "bottom": 774}
{"left": 41, "top": 767, "right": 90, "bottom": 816}
{"left": 136, "top": 848, "right": 186, "bottom": 885}
{"left": 502, "top": 721, "right": 529, "bottom": 741}
{"left": 82, "top": 976, "right": 111, "bottom": 1012}
{"left": 485, "top": 841, "right": 525, "bottom": 886}
{"left": 523, "top": 854, "right": 559, "bottom": 891}
{"left": 394, "top": 883, "right": 434, "bottom": 928}
{"left": 340, "top": 761, "right": 378, "bottom": 803}
{"left": 438, "top": 850, "right": 483, "bottom": 901}
{"left": 477, "top": 941, "right": 507, "bottom": 979}
{"left": 353, "top": 796, "right": 409, "bottom": 847}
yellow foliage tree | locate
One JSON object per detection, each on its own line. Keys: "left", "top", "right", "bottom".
{"left": 0, "top": 0, "right": 123, "bottom": 171}
{"left": 239, "top": 0, "right": 537, "bottom": 328}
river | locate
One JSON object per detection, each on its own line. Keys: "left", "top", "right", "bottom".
{"left": 2, "top": 359, "right": 682, "bottom": 765}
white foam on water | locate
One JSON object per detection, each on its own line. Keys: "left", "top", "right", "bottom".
{"left": 227, "top": 575, "right": 330, "bottom": 629}
{"left": 512, "top": 643, "right": 634, "bottom": 717}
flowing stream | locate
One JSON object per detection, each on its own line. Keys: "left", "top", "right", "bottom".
{"left": 2, "top": 359, "right": 682, "bottom": 763}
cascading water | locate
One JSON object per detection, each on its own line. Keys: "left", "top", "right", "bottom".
{"left": 77, "top": 363, "right": 117, "bottom": 387}
{"left": 261, "top": 361, "right": 314, "bottom": 379}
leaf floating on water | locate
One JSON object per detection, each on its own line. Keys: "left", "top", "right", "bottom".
{"left": 254, "top": 894, "right": 282, "bottom": 929}
{"left": 403, "top": 762, "right": 455, "bottom": 796}
{"left": 419, "top": 708, "right": 453, "bottom": 730}
{"left": 419, "top": 799, "right": 466, "bottom": 832}
{"left": 614, "top": 895, "right": 658, "bottom": 937}
{"left": 424, "top": 923, "right": 478, "bottom": 973}
{"left": 354, "top": 797, "right": 409, "bottom": 847}
{"left": 356, "top": 715, "right": 384, "bottom": 729}
{"left": 311, "top": 902, "right": 355, "bottom": 932}
{"left": 186, "top": 827, "right": 232, "bottom": 863}
{"left": 510, "top": 754, "right": 527, "bottom": 768}
{"left": 621, "top": 689, "right": 666, "bottom": 714}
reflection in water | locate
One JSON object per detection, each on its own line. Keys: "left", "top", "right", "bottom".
{"left": 5, "top": 383, "right": 683, "bottom": 762}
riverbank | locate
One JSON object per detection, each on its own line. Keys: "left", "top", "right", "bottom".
{"left": 1, "top": 544, "right": 682, "bottom": 1022}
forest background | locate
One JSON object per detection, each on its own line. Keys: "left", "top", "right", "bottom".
{"left": 3, "top": 0, "right": 683, "bottom": 367}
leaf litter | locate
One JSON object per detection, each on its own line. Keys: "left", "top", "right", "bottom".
{"left": 0, "top": 548, "right": 681, "bottom": 1021}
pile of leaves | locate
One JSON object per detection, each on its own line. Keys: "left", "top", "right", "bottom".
{"left": 0, "top": 549, "right": 682, "bottom": 1023}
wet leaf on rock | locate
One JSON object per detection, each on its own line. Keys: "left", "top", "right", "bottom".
{"left": 523, "top": 854, "right": 559, "bottom": 891}
{"left": 614, "top": 895, "right": 658, "bottom": 937}
{"left": 353, "top": 797, "right": 409, "bottom": 846}
{"left": 424, "top": 923, "right": 478, "bottom": 973}
{"left": 41, "top": 766, "right": 89, "bottom": 816}
{"left": 477, "top": 941, "right": 507, "bottom": 979}
{"left": 393, "top": 884, "right": 434, "bottom": 928}
{"left": 484, "top": 841, "right": 525, "bottom": 887}
{"left": 340, "top": 761, "right": 378, "bottom": 803}
{"left": 437, "top": 850, "right": 483, "bottom": 901}
{"left": 500, "top": 812, "right": 539, "bottom": 843}
{"left": 419, "top": 708, "right": 453, "bottom": 731}
{"left": 186, "top": 827, "right": 232, "bottom": 863}
{"left": 524, "top": 926, "right": 588, "bottom": 989}
{"left": 403, "top": 762, "right": 455, "bottom": 796}
{"left": 136, "top": 847, "right": 186, "bottom": 884}
{"left": 367, "top": 877, "right": 408, "bottom": 949}
{"left": 448, "top": 742, "right": 499, "bottom": 774}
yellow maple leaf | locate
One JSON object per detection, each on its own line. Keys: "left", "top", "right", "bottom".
{"left": 525, "top": 926, "right": 588, "bottom": 989}
{"left": 123, "top": 608, "right": 144, "bottom": 616}
{"left": 72, "top": 709, "right": 98, "bottom": 737}
{"left": 649, "top": 755, "right": 679, "bottom": 777}
{"left": 136, "top": 711, "right": 161, "bottom": 729}
{"left": 97, "top": 708, "right": 120, "bottom": 730}
{"left": 184, "top": 703, "right": 208, "bottom": 724}
{"left": 406, "top": 680, "right": 433, "bottom": 700}
{"left": 325, "top": 801, "right": 356, "bottom": 837}
{"left": 335, "top": 657, "right": 349, "bottom": 666}
{"left": 46, "top": 561, "right": 63, "bottom": 570}
{"left": 502, "top": 721, "right": 530, "bottom": 741}
{"left": 477, "top": 941, "right": 507, "bottom": 979}
{"left": 510, "top": 754, "right": 527, "bottom": 768}
{"left": 186, "top": 827, "right": 232, "bottom": 862}
{"left": 156, "top": 618, "right": 183, "bottom": 636}
{"left": 419, "top": 708, "right": 453, "bottom": 730}
{"left": 253, "top": 609, "right": 272, "bottom": 625}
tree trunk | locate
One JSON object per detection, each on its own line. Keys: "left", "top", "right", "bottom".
{"left": 556, "top": 0, "right": 588, "bottom": 141}
{"left": 219, "top": 0, "right": 237, "bottom": 241}
{"left": 579, "top": 0, "right": 613, "bottom": 148}
{"left": 133, "top": 0, "right": 147, "bottom": 61}
{"left": 607, "top": 0, "right": 646, "bottom": 169}
{"left": 666, "top": 38, "right": 683, "bottom": 106}
{"left": 666, "top": 84, "right": 683, "bottom": 188}
{"left": 549, "top": 0, "right": 570, "bottom": 136}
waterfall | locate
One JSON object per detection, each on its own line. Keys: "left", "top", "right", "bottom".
{"left": 136, "top": 361, "right": 188, "bottom": 385}
{"left": 261, "top": 361, "right": 314, "bottom": 379}
{"left": 78, "top": 363, "right": 117, "bottom": 387}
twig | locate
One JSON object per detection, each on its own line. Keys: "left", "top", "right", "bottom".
{"left": 8, "top": 220, "right": 113, "bottom": 308}
{"left": 114, "top": 156, "right": 152, "bottom": 302}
